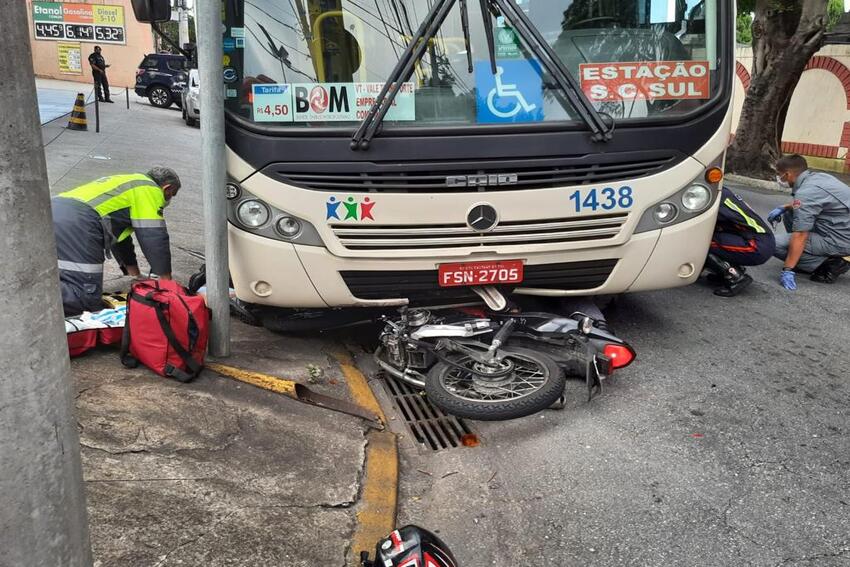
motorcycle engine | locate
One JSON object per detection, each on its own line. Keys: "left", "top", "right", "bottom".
{"left": 382, "top": 332, "right": 406, "bottom": 368}
{"left": 380, "top": 309, "right": 436, "bottom": 371}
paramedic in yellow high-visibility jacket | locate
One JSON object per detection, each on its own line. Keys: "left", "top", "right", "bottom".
{"left": 51, "top": 167, "right": 181, "bottom": 316}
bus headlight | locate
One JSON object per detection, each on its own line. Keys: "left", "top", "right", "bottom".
{"left": 653, "top": 202, "right": 678, "bottom": 224}
{"left": 227, "top": 187, "right": 325, "bottom": 247}
{"left": 237, "top": 200, "right": 270, "bottom": 228}
{"left": 276, "top": 216, "right": 302, "bottom": 238}
{"left": 682, "top": 185, "right": 711, "bottom": 212}
{"left": 633, "top": 164, "right": 721, "bottom": 234}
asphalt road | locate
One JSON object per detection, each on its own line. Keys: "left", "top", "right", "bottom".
{"left": 45, "top": 103, "right": 848, "bottom": 565}
{"left": 390, "top": 185, "right": 850, "bottom": 567}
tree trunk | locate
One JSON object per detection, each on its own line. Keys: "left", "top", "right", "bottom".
{"left": 727, "top": 0, "right": 828, "bottom": 178}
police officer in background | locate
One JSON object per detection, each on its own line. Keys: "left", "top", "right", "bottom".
{"left": 768, "top": 154, "right": 850, "bottom": 290}
{"left": 51, "top": 167, "right": 180, "bottom": 316}
{"left": 88, "top": 45, "right": 113, "bottom": 103}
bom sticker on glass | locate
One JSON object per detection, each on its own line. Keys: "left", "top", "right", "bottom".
{"left": 579, "top": 60, "right": 710, "bottom": 102}
{"left": 290, "top": 82, "right": 415, "bottom": 122}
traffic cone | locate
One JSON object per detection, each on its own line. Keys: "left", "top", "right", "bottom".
{"left": 67, "top": 92, "right": 87, "bottom": 131}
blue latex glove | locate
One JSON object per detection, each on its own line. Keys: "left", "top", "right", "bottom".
{"left": 780, "top": 269, "right": 797, "bottom": 290}
{"left": 768, "top": 207, "right": 786, "bottom": 226}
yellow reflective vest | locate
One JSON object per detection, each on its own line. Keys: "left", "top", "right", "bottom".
{"left": 59, "top": 173, "right": 171, "bottom": 274}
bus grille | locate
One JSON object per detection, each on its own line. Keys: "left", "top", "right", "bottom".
{"left": 331, "top": 213, "right": 629, "bottom": 250}
{"left": 341, "top": 260, "right": 619, "bottom": 301}
{"left": 263, "top": 152, "right": 678, "bottom": 193}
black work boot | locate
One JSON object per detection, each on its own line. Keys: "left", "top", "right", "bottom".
{"left": 704, "top": 253, "right": 753, "bottom": 297}
{"left": 810, "top": 256, "right": 850, "bottom": 283}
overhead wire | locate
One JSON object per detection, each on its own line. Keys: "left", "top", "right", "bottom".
{"left": 346, "top": 0, "right": 404, "bottom": 34}
{"left": 244, "top": 0, "right": 302, "bottom": 36}
{"left": 285, "top": 0, "right": 306, "bottom": 39}
{"left": 337, "top": 1, "right": 407, "bottom": 49}
{"left": 245, "top": 24, "right": 316, "bottom": 80}
{"left": 373, "top": 0, "right": 401, "bottom": 60}
{"left": 244, "top": 13, "right": 313, "bottom": 59}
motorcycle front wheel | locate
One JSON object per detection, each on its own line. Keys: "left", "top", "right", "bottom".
{"left": 425, "top": 347, "right": 565, "bottom": 421}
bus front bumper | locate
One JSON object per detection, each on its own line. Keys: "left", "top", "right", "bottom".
{"left": 228, "top": 208, "right": 715, "bottom": 309}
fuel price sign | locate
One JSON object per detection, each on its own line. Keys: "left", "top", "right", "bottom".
{"left": 32, "top": 3, "right": 126, "bottom": 44}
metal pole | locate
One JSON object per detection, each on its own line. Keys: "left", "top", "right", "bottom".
{"left": 178, "top": 5, "right": 190, "bottom": 49}
{"left": 95, "top": 96, "right": 100, "bottom": 133}
{"left": 126, "top": 86, "right": 130, "bottom": 109}
{"left": 0, "top": 2, "right": 93, "bottom": 566}
{"left": 197, "top": 0, "right": 231, "bottom": 356}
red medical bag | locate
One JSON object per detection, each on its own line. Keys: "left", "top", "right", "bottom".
{"left": 121, "top": 279, "right": 209, "bottom": 382}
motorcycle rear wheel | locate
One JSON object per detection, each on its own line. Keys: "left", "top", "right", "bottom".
{"left": 425, "top": 347, "right": 565, "bottom": 421}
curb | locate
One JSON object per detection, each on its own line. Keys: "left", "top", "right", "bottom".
{"left": 725, "top": 173, "right": 791, "bottom": 194}
{"left": 206, "top": 362, "right": 381, "bottom": 424}
{"left": 333, "top": 351, "right": 399, "bottom": 562}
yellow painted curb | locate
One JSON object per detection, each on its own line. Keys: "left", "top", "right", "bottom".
{"left": 206, "top": 362, "right": 297, "bottom": 397}
{"left": 334, "top": 351, "right": 385, "bottom": 422}
{"left": 332, "top": 352, "right": 398, "bottom": 560}
{"left": 351, "top": 430, "right": 398, "bottom": 559}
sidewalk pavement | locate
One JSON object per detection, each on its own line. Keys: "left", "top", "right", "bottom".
{"left": 44, "top": 100, "right": 393, "bottom": 565}
{"left": 36, "top": 77, "right": 139, "bottom": 125}
{"left": 726, "top": 169, "right": 850, "bottom": 194}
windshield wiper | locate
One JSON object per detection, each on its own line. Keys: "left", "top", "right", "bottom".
{"left": 478, "top": 0, "right": 497, "bottom": 74}
{"left": 351, "top": 0, "right": 614, "bottom": 151}
{"left": 351, "top": 0, "right": 458, "bottom": 151}
{"left": 489, "top": 0, "right": 613, "bottom": 142}
{"left": 459, "top": 0, "right": 474, "bottom": 73}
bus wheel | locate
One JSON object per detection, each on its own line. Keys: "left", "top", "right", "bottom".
{"left": 229, "top": 299, "right": 262, "bottom": 327}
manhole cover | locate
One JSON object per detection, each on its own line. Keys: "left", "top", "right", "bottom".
{"left": 382, "top": 374, "right": 476, "bottom": 451}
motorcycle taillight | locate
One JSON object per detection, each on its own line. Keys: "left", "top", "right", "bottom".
{"left": 603, "top": 344, "right": 635, "bottom": 370}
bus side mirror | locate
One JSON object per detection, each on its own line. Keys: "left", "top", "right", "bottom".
{"left": 130, "top": 0, "right": 171, "bottom": 23}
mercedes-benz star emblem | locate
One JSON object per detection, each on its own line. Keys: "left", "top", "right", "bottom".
{"left": 466, "top": 203, "right": 499, "bottom": 233}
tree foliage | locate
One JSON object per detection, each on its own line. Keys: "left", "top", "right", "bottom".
{"left": 737, "top": 12, "right": 754, "bottom": 43}
{"left": 827, "top": 0, "right": 844, "bottom": 28}
{"left": 738, "top": 0, "right": 841, "bottom": 44}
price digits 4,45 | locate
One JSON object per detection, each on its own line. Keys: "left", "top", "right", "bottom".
{"left": 569, "top": 186, "right": 634, "bottom": 213}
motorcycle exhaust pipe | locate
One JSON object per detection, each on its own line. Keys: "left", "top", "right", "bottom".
{"left": 373, "top": 348, "right": 426, "bottom": 388}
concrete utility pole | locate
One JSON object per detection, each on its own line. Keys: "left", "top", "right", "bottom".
{"left": 197, "top": 0, "right": 231, "bottom": 356}
{"left": 0, "top": 2, "right": 93, "bottom": 566}
{"left": 178, "top": 5, "right": 190, "bottom": 49}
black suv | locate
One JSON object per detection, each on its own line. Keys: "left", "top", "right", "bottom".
{"left": 135, "top": 53, "right": 188, "bottom": 109}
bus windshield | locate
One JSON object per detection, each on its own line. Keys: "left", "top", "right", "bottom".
{"left": 225, "top": 0, "right": 721, "bottom": 128}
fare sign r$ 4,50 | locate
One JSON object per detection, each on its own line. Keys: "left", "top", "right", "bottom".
{"left": 579, "top": 60, "right": 710, "bottom": 102}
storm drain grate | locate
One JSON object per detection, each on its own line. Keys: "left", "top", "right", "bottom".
{"left": 382, "top": 374, "right": 476, "bottom": 451}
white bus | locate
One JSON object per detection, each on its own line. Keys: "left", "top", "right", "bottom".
{"left": 220, "top": 0, "right": 733, "bottom": 326}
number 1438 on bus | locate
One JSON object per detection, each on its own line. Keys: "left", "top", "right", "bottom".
{"left": 569, "top": 186, "right": 634, "bottom": 213}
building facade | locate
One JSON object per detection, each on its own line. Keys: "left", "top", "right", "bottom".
{"left": 26, "top": 0, "right": 154, "bottom": 89}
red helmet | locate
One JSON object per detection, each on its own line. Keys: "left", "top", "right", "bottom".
{"left": 363, "top": 525, "right": 458, "bottom": 567}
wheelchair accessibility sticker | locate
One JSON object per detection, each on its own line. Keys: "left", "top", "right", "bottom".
{"left": 475, "top": 59, "right": 544, "bottom": 124}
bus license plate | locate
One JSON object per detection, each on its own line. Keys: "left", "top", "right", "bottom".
{"left": 438, "top": 260, "right": 524, "bottom": 287}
